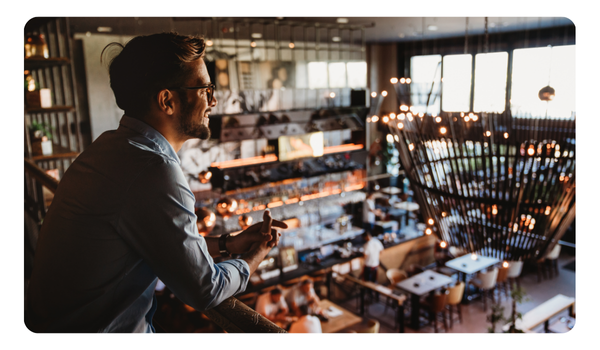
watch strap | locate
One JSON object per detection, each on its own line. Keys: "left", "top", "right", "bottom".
{"left": 219, "top": 233, "right": 231, "bottom": 257}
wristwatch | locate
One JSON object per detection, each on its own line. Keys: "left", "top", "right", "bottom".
{"left": 219, "top": 233, "right": 231, "bottom": 257}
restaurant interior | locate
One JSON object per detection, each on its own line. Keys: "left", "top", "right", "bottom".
{"left": 22, "top": 15, "right": 577, "bottom": 336}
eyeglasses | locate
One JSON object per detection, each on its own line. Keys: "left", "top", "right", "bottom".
{"left": 171, "top": 83, "right": 216, "bottom": 104}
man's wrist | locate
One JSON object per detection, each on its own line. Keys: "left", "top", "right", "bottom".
{"left": 219, "top": 233, "right": 232, "bottom": 257}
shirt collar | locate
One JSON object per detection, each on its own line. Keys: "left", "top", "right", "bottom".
{"left": 119, "top": 115, "right": 181, "bottom": 164}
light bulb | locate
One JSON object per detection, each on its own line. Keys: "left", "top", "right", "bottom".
{"left": 408, "top": 143, "right": 414, "bottom": 151}
{"left": 381, "top": 90, "right": 388, "bottom": 97}
{"left": 503, "top": 261, "right": 509, "bottom": 268}
{"left": 390, "top": 77, "right": 398, "bottom": 84}
{"left": 435, "top": 116, "right": 442, "bottom": 123}
{"left": 206, "top": 39, "right": 213, "bottom": 47}
{"left": 371, "top": 115, "right": 379, "bottom": 123}
{"left": 440, "top": 241, "right": 447, "bottom": 248}
{"left": 390, "top": 113, "right": 396, "bottom": 120}
{"left": 440, "top": 127, "right": 447, "bottom": 134}
{"left": 406, "top": 78, "right": 411, "bottom": 84}
{"left": 329, "top": 92, "right": 336, "bottom": 98}
{"left": 288, "top": 42, "right": 295, "bottom": 49}
{"left": 371, "top": 92, "right": 377, "bottom": 98}
{"left": 428, "top": 218, "right": 434, "bottom": 225}
{"left": 250, "top": 41, "right": 257, "bottom": 48}
{"left": 471, "top": 253, "right": 478, "bottom": 260}
{"left": 397, "top": 122, "right": 404, "bottom": 129}
{"left": 383, "top": 116, "right": 389, "bottom": 123}
{"left": 425, "top": 228, "right": 432, "bottom": 235}
{"left": 400, "top": 78, "right": 406, "bottom": 84}
{"left": 504, "top": 132, "right": 509, "bottom": 139}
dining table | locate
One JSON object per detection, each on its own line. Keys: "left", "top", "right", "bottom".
{"left": 319, "top": 299, "right": 363, "bottom": 333}
{"left": 395, "top": 269, "right": 454, "bottom": 330}
{"left": 393, "top": 201, "right": 420, "bottom": 226}
{"left": 444, "top": 253, "right": 500, "bottom": 302}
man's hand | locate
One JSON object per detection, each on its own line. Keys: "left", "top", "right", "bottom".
{"left": 228, "top": 210, "right": 288, "bottom": 255}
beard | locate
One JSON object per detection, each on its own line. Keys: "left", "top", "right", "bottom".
{"left": 177, "top": 92, "right": 211, "bottom": 140}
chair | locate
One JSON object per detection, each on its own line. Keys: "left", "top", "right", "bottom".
{"left": 386, "top": 268, "right": 408, "bottom": 285}
{"left": 356, "top": 319, "right": 380, "bottom": 333}
{"left": 495, "top": 266, "right": 510, "bottom": 301}
{"left": 421, "top": 289, "right": 449, "bottom": 333}
{"left": 468, "top": 267, "right": 498, "bottom": 311}
{"left": 446, "top": 281, "right": 465, "bottom": 328}
{"left": 506, "top": 261, "right": 524, "bottom": 290}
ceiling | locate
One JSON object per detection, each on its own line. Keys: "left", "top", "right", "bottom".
{"left": 67, "top": 17, "right": 574, "bottom": 43}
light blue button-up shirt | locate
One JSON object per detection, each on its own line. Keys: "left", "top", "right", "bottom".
{"left": 27, "top": 115, "right": 250, "bottom": 332}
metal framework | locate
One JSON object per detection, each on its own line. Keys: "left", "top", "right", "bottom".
{"left": 384, "top": 91, "right": 575, "bottom": 262}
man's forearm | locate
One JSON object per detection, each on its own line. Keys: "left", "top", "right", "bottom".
{"left": 204, "top": 236, "right": 221, "bottom": 258}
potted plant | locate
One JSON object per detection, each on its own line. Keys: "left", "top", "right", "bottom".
{"left": 29, "top": 121, "right": 53, "bottom": 156}
{"left": 504, "top": 286, "right": 529, "bottom": 333}
{"left": 486, "top": 301, "right": 505, "bottom": 333}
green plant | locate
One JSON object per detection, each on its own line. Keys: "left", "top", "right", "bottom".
{"left": 486, "top": 301, "right": 505, "bottom": 333}
{"left": 505, "top": 285, "right": 530, "bottom": 333}
{"left": 29, "top": 121, "right": 53, "bottom": 140}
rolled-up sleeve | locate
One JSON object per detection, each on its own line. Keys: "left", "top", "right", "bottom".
{"left": 117, "top": 156, "right": 249, "bottom": 310}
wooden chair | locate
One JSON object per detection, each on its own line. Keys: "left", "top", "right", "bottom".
{"left": 495, "top": 266, "right": 510, "bottom": 301}
{"left": 468, "top": 267, "right": 498, "bottom": 312}
{"left": 506, "top": 261, "right": 524, "bottom": 290}
{"left": 446, "top": 282, "right": 465, "bottom": 328}
{"left": 421, "top": 289, "right": 450, "bottom": 333}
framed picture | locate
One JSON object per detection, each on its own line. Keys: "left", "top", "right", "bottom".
{"left": 279, "top": 246, "right": 298, "bottom": 273}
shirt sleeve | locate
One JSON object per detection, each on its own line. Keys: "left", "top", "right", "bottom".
{"left": 117, "top": 157, "right": 249, "bottom": 311}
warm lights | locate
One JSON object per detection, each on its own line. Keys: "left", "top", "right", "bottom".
{"left": 428, "top": 218, "right": 434, "bottom": 225}
{"left": 390, "top": 77, "right": 399, "bottom": 84}
{"left": 408, "top": 143, "right": 414, "bottom": 151}
{"left": 527, "top": 146, "right": 535, "bottom": 156}
{"left": 425, "top": 228, "right": 432, "bottom": 235}
{"left": 250, "top": 41, "right": 257, "bottom": 48}
{"left": 206, "top": 39, "right": 214, "bottom": 47}
{"left": 503, "top": 261, "right": 509, "bottom": 268}
{"left": 545, "top": 206, "right": 551, "bottom": 215}
{"left": 435, "top": 117, "right": 442, "bottom": 123}
{"left": 371, "top": 115, "right": 379, "bottom": 123}
{"left": 492, "top": 205, "right": 498, "bottom": 215}
{"left": 329, "top": 92, "right": 336, "bottom": 98}
{"left": 504, "top": 132, "right": 509, "bottom": 139}
{"left": 288, "top": 42, "right": 295, "bottom": 49}
{"left": 440, "top": 127, "right": 447, "bottom": 134}
{"left": 390, "top": 113, "right": 396, "bottom": 120}
{"left": 386, "top": 134, "right": 394, "bottom": 143}
{"left": 398, "top": 113, "right": 406, "bottom": 120}
{"left": 440, "top": 241, "right": 447, "bottom": 248}
{"left": 371, "top": 92, "right": 377, "bottom": 98}
{"left": 382, "top": 116, "right": 389, "bottom": 123}
{"left": 400, "top": 105, "right": 409, "bottom": 112}
{"left": 471, "top": 253, "right": 478, "bottom": 261}
{"left": 366, "top": 117, "right": 371, "bottom": 123}
{"left": 485, "top": 131, "right": 491, "bottom": 137}
{"left": 381, "top": 90, "right": 388, "bottom": 97}
{"left": 400, "top": 78, "right": 406, "bottom": 84}
{"left": 397, "top": 122, "right": 404, "bottom": 129}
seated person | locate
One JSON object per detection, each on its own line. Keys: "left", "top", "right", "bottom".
{"left": 288, "top": 304, "right": 322, "bottom": 333}
{"left": 285, "top": 279, "right": 323, "bottom": 317}
{"left": 255, "top": 288, "right": 293, "bottom": 326}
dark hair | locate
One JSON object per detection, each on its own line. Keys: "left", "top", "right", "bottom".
{"left": 102, "top": 32, "right": 206, "bottom": 118}
{"left": 300, "top": 278, "right": 313, "bottom": 287}
{"left": 270, "top": 288, "right": 282, "bottom": 296}
{"left": 298, "top": 304, "right": 310, "bottom": 316}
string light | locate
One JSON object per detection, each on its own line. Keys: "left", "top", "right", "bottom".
{"left": 503, "top": 261, "right": 509, "bottom": 268}
{"left": 440, "top": 127, "right": 447, "bottom": 134}
{"left": 206, "top": 39, "right": 213, "bottom": 46}
{"left": 381, "top": 90, "right": 388, "bottom": 97}
{"left": 390, "top": 77, "right": 398, "bottom": 84}
{"left": 250, "top": 41, "right": 257, "bottom": 48}
{"left": 382, "top": 116, "right": 389, "bottom": 123}
{"left": 390, "top": 113, "right": 396, "bottom": 120}
{"left": 425, "top": 228, "right": 432, "bottom": 235}
{"left": 440, "top": 241, "right": 447, "bottom": 248}
{"left": 435, "top": 116, "right": 442, "bottom": 123}
{"left": 408, "top": 143, "right": 414, "bottom": 151}
{"left": 398, "top": 113, "right": 405, "bottom": 120}
{"left": 371, "top": 92, "right": 377, "bottom": 98}
{"left": 428, "top": 218, "right": 434, "bottom": 225}
{"left": 397, "top": 122, "right": 404, "bottom": 129}
{"left": 371, "top": 115, "right": 379, "bottom": 123}
{"left": 504, "top": 132, "right": 509, "bottom": 139}
{"left": 400, "top": 78, "right": 406, "bottom": 84}
{"left": 485, "top": 131, "right": 491, "bottom": 137}
{"left": 288, "top": 42, "right": 295, "bottom": 49}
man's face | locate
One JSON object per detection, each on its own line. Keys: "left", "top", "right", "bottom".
{"left": 301, "top": 283, "right": 312, "bottom": 294}
{"left": 176, "top": 59, "right": 217, "bottom": 140}
{"left": 270, "top": 293, "right": 282, "bottom": 304}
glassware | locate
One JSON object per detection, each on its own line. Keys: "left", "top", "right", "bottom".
{"left": 25, "top": 33, "right": 49, "bottom": 59}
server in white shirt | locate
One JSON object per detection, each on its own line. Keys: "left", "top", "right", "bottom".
{"left": 362, "top": 231, "right": 384, "bottom": 283}
{"left": 255, "top": 288, "right": 292, "bottom": 326}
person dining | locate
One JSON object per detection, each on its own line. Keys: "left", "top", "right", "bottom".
{"left": 285, "top": 279, "right": 326, "bottom": 319}
{"left": 255, "top": 288, "right": 294, "bottom": 327}
{"left": 288, "top": 304, "right": 322, "bottom": 333}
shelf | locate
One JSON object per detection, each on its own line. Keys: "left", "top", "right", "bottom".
{"left": 25, "top": 105, "right": 75, "bottom": 114}
{"left": 25, "top": 57, "right": 71, "bottom": 69}
{"left": 30, "top": 143, "right": 79, "bottom": 162}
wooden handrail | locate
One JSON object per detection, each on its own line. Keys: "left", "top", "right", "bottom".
{"left": 203, "top": 296, "right": 286, "bottom": 333}
{"left": 24, "top": 158, "right": 59, "bottom": 194}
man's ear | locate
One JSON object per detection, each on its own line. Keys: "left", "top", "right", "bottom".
{"left": 156, "top": 89, "right": 176, "bottom": 115}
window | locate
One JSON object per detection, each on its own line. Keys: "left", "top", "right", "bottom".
{"left": 328, "top": 62, "right": 347, "bottom": 88}
{"left": 511, "top": 45, "right": 575, "bottom": 119}
{"left": 442, "top": 54, "right": 472, "bottom": 112}
{"left": 474, "top": 52, "right": 508, "bottom": 113}
{"left": 346, "top": 61, "right": 367, "bottom": 88}
{"left": 307, "top": 61, "right": 328, "bottom": 89}
{"left": 410, "top": 55, "right": 441, "bottom": 115}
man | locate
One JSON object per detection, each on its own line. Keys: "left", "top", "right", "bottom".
{"left": 286, "top": 279, "right": 322, "bottom": 317}
{"left": 255, "top": 288, "right": 293, "bottom": 327}
{"left": 26, "top": 32, "right": 287, "bottom": 333}
{"left": 288, "top": 305, "right": 322, "bottom": 333}
{"left": 362, "top": 191, "right": 382, "bottom": 233}
{"left": 362, "top": 232, "right": 384, "bottom": 283}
